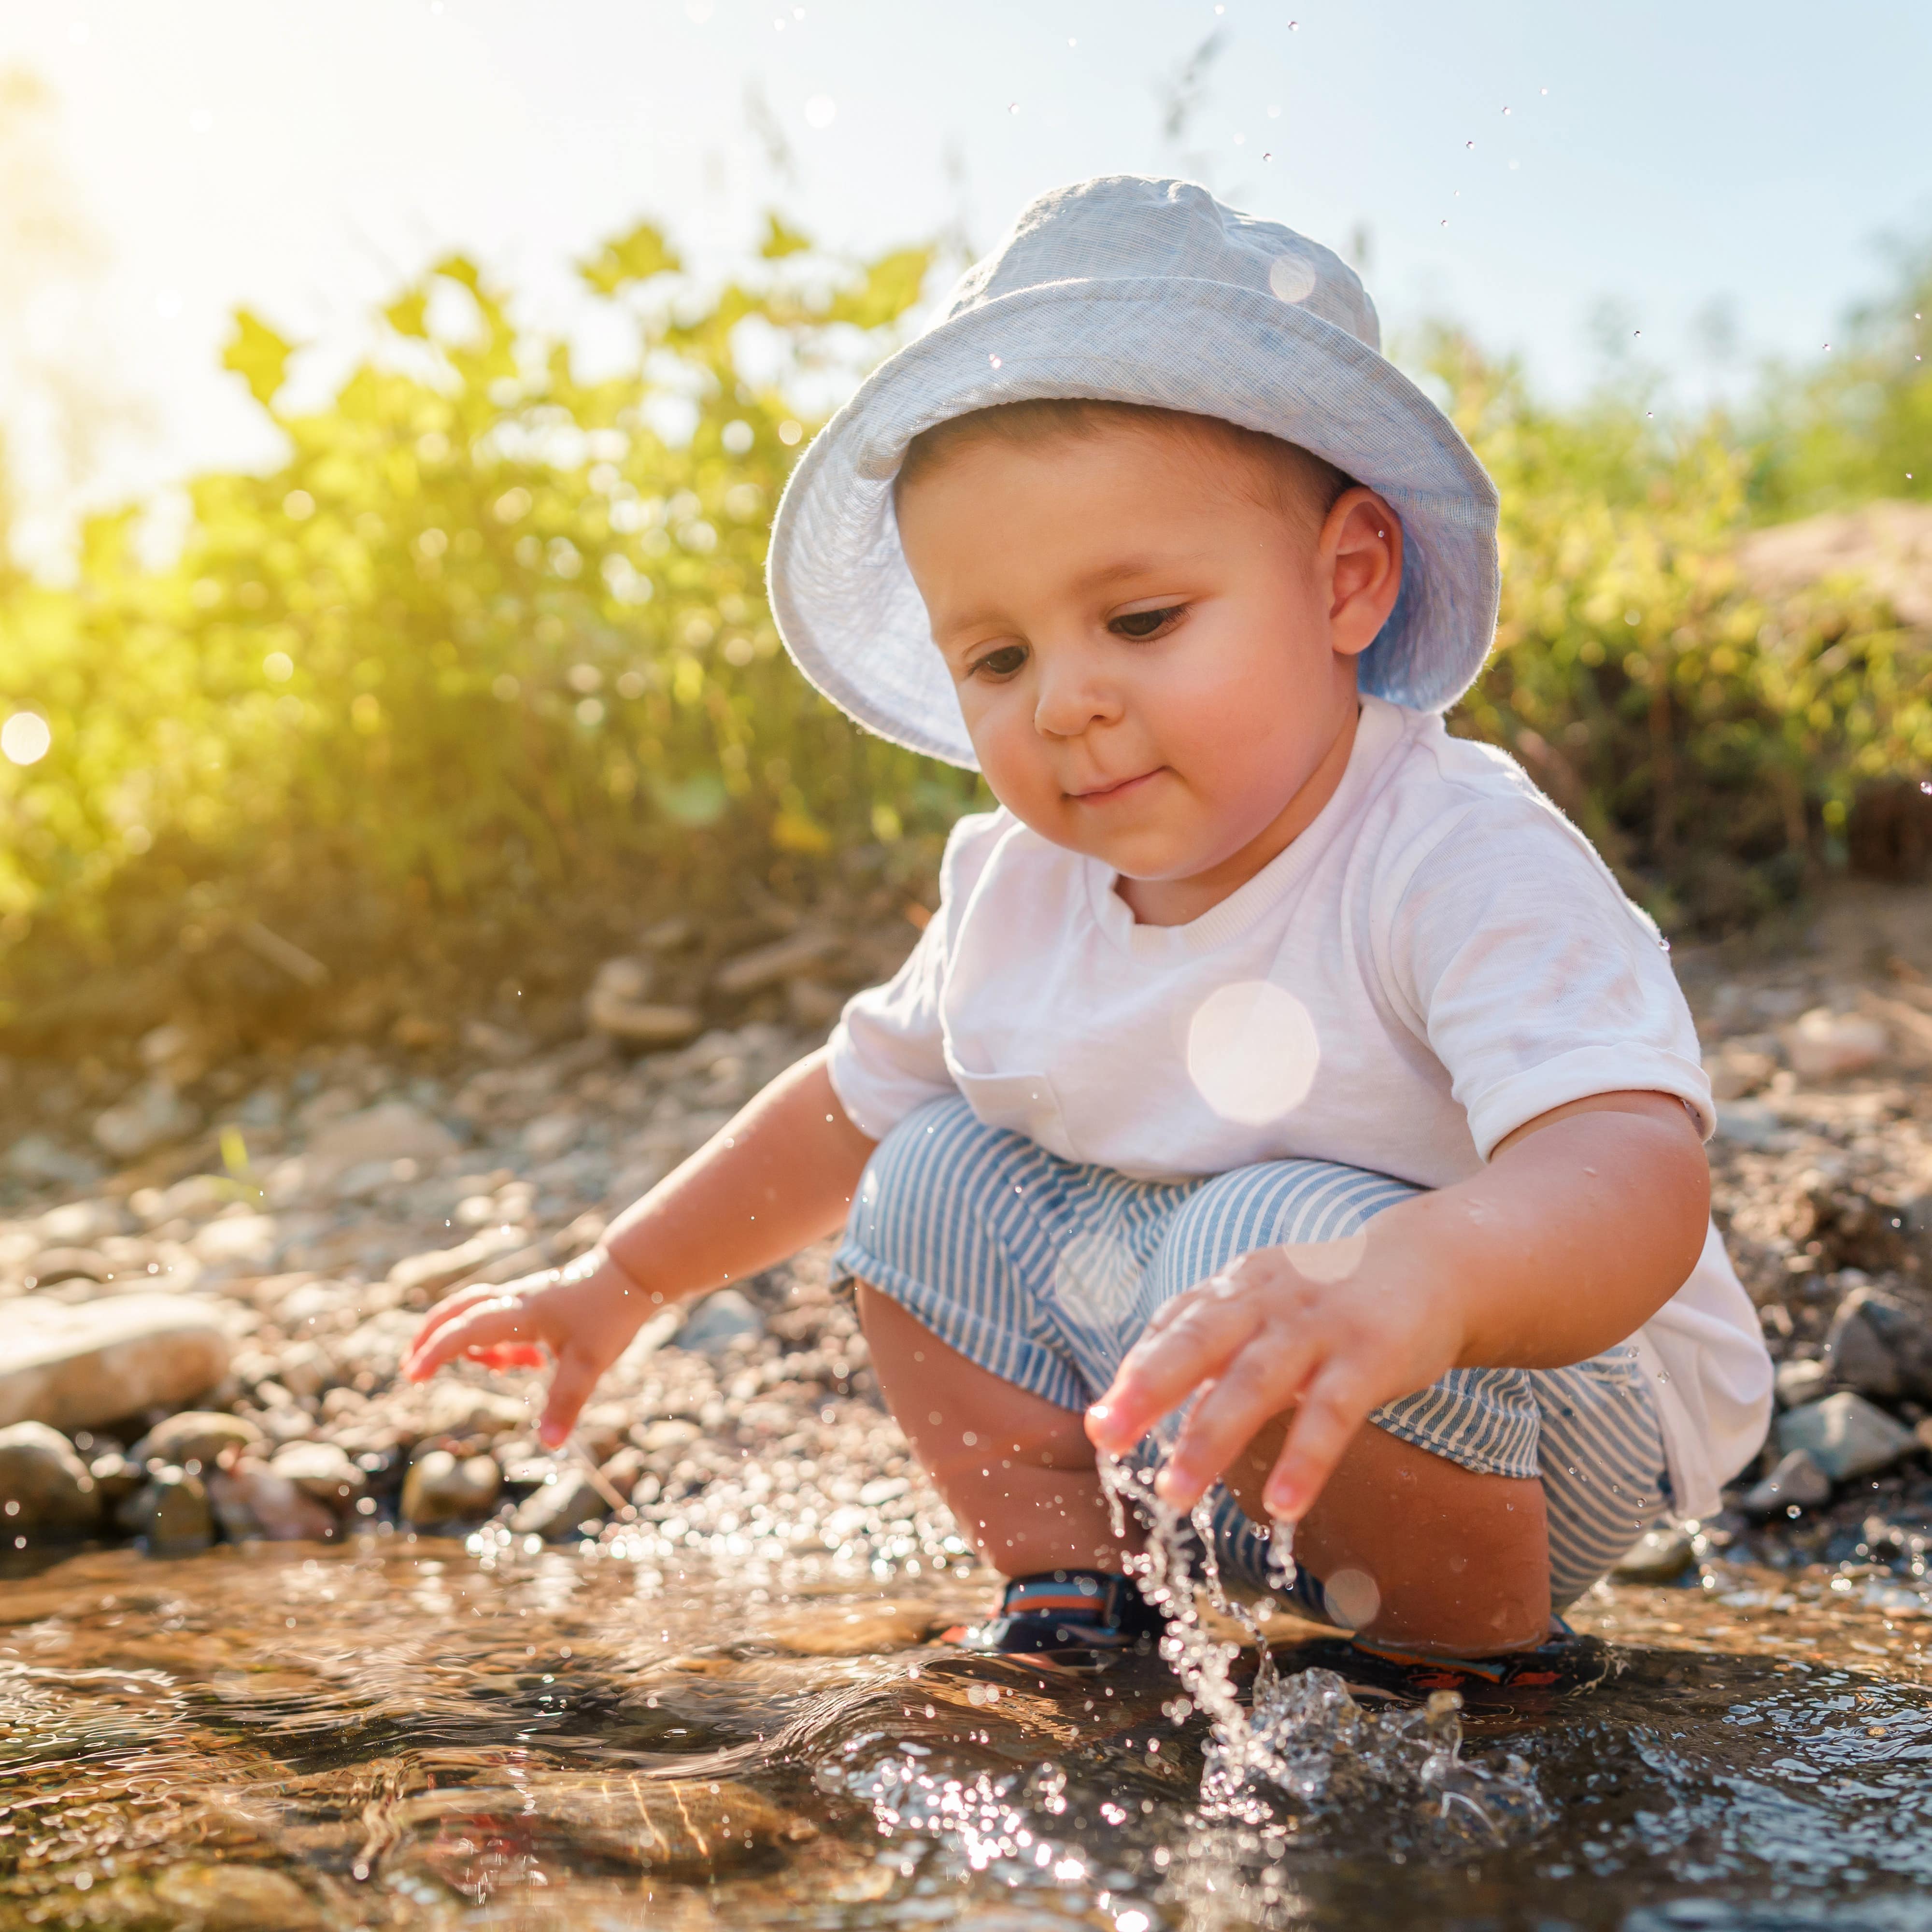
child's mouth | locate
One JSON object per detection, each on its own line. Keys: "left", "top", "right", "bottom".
{"left": 1068, "top": 769, "right": 1162, "bottom": 805}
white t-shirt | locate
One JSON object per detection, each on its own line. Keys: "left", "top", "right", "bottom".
{"left": 827, "top": 695, "right": 1772, "bottom": 1515}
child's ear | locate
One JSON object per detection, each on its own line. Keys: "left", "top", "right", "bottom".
{"left": 1322, "top": 489, "right": 1404, "bottom": 659}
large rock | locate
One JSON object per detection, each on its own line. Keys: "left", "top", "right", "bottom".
{"left": 1823, "top": 1287, "right": 1932, "bottom": 1403}
{"left": 0, "top": 1294, "right": 230, "bottom": 1433}
{"left": 401, "top": 1448, "right": 502, "bottom": 1526}
{"left": 0, "top": 1421, "right": 100, "bottom": 1542}
{"left": 1777, "top": 1392, "right": 1917, "bottom": 1482}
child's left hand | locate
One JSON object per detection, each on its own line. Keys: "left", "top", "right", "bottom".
{"left": 1083, "top": 1238, "right": 1464, "bottom": 1524}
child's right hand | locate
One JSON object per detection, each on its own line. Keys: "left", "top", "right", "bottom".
{"left": 402, "top": 1249, "right": 658, "bottom": 1449}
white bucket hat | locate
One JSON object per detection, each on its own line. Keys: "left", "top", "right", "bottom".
{"left": 767, "top": 174, "right": 1500, "bottom": 770}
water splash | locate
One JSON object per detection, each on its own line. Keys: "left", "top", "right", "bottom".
{"left": 1098, "top": 1450, "right": 1549, "bottom": 1845}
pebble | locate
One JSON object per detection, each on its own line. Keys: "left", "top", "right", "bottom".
{"left": 393, "top": 1774, "right": 814, "bottom": 1874}
{"left": 92, "top": 1075, "right": 200, "bottom": 1160}
{"left": 1777, "top": 1391, "right": 1917, "bottom": 1482}
{"left": 269, "top": 1439, "right": 367, "bottom": 1508}
{"left": 150, "top": 1861, "right": 326, "bottom": 1931}
{"left": 0, "top": 1421, "right": 99, "bottom": 1543}
{"left": 424, "top": 1384, "right": 532, "bottom": 1439}
{"left": 508, "top": 1467, "right": 608, "bottom": 1539}
{"left": 1743, "top": 1448, "right": 1834, "bottom": 1517}
{"left": 0, "top": 1293, "right": 231, "bottom": 1434}
{"left": 401, "top": 1448, "right": 503, "bottom": 1526}
{"left": 760, "top": 1601, "right": 938, "bottom": 1655}
{"left": 208, "top": 1461, "right": 339, "bottom": 1541}
{"left": 1781, "top": 1007, "right": 1889, "bottom": 1082}
{"left": 677, "top": 1287, "right": 764, "bottom": 1355}
{"left": 131, "top": 1410, "right": 266, "bottom": 1472}
{"left": 305, "top": 1100, "right": 459, "bottom": 1177}
{"left": 585, "top": 957, "right": 704, "bottom": 1048}
{"left": 1774, "top": 1357, "right": 1836, "bottom": 1409}
{"left": 1610, "top": 1524, "right": 1698, "bottom": 1582}
{"left": 118, "top": 1467, "right": 215, "bottom": 1553}
{"left": 1823, "top": 1286, "right": 1932, "bottom": 1403}
{"left": 712, "top": 929, "right": 841, "bottom": 997}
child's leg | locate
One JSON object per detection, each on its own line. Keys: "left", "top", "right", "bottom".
{"left": 857, "top": 1283, "right": 1135, "bottom": 1576}
{"left": 863, "top": 1276, "right": 1549, "bottom": 1651}
{"left": 1222, "top": 1416, "right": 1550, "bottom": 1654}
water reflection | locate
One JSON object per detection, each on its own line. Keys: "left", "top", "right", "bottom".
{"left": 5, "top": 1537, "right": 1932, "bottom": 1928}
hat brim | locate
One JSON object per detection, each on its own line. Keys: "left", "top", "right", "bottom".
{"left": 768, "top": 276, "right": 1500, "bottom": 770}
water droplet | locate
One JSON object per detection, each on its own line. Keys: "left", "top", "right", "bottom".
{"left": 1008, "top": 100, "right": 1020, "bottom": 114}
{"left": 988, "top": 353, "right": 1002, "bottom": 369}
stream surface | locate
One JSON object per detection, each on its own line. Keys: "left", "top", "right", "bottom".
{"left": 6, "top": 1534, "right": 1932, "bottom": 1932}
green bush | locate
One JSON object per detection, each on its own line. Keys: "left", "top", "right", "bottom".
{"left": 0, "top": 221, "right": 1928, "bottom": 1042}
{"left": 0, "top": 222, "right": 978, "bottom": 1033}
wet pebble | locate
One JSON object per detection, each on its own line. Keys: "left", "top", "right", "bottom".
{"left": 1743, "top": 1447, "right": 1833, "bottom": 1517}
{"left": 151, "top": 1861, "right": 326, "bottom": 1930}
{"left": 208, "top": 1461, "right": 339, "bottom": 1541}
{"left": 0, "top": 1420, "right": 99, "bottom": 1543}
{"left": 269, "top": 1438, "right": 367, "bottom": 1508}
{"left": 1611, "top": 1524, "right": 1697, "bottom": 1582}
{"left": 508, "top": 1466, "right": 607, "bottom": 1539}
{"left": 118, "top": 1466, "right": 215, "bottom": 1553}
{"left": 401, "top": 1447, "right": 502, "bottom": 1526}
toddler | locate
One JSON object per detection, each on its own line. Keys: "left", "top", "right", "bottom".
{"left": 408, "top": 178, "right": 1772, "bottom": 1688}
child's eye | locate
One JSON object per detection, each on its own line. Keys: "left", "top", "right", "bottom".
{"left": 1109, "top": 604, "right": 1185, "bottom": 640}
{"left": 971, "top": 644, "right": 1028, "bottom": 679}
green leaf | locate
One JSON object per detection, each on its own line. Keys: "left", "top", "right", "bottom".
{"left": 384, "top": 289, "right": 430, "bottom": 339}
{"left": 222, "top": 310, "right": 295, "bottom": 410}
{"left": 758, "top": 212, "right": 812, "bottom": 260}
{"left": 579, "top": 223, "right": 682, "bottom": 296}
{"left": 825, "top": 247, "right": 931, "bottom": 330}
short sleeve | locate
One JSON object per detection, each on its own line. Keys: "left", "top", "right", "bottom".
{"left": 824, "top": 810, "right": 1006, "bottom": 1140}
{"left": 1380, "top": 796, "right": 1713, "bottom": 1160}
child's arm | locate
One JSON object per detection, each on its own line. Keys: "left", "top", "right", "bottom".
{"left": 1085, "top": 1089, "right": 1709, "bottom": 1524}
{"left": 403, "top": 1049, "right": 876, "bottom": 1445}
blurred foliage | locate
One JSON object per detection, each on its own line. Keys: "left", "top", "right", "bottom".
{"left": 0, "top": 224, "right": 979, "bottom": 1032}
{"left": 1442, "top": 296, "right": 1932, "bottom": 930}
{"left": 0, "top": 217, "right": 1929, "bottom": 1039}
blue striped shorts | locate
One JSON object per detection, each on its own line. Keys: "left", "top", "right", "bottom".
{"left": 833, "top": 1097, "right": 1671, "bottom": 1612}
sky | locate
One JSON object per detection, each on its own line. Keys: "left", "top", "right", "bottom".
{"left": 1, "top": 0, "right": 1929, "bottom": 565}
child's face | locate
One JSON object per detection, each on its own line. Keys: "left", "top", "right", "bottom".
{"left": 896, "top": 418, "right": 1403, "bottom": 893}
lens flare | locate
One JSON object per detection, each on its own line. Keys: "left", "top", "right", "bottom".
{"left": 1185, "top": 980, "right": 1320, "bottom": 1124}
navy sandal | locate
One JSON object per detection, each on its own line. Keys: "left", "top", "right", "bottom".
{"left": 945, "top": 1570, "right": 1166, "bottom": 1662}
{"left": 1279, "top": 1619, "right": 1613, "bottom": 1703}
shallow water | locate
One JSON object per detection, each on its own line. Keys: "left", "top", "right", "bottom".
{"left": 6, "top": 1536, "right": 1932, "bottom": 1932}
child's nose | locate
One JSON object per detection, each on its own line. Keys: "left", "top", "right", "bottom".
{"left": 1032, "top": 652, "right": 1120, "bottom": 739}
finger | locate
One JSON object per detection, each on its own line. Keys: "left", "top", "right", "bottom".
{"left": 1155, "top": 1330, "right": 1324, "bottom": 1510}
{"left": 402, "top": 1299, "right": 534, "bottom": 1382}
{"left": 407, "top": 1277, "right": 534, "bottom": 1353}
{"left": 1085, "top": 1282, "right": 1264, "bottom": 1454}
{"left": 1263, "top": 1365, "right": 1375, "bottom": 1520}
{"left": 538, "top": 1349, "right": 605, "bottom": 1449}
